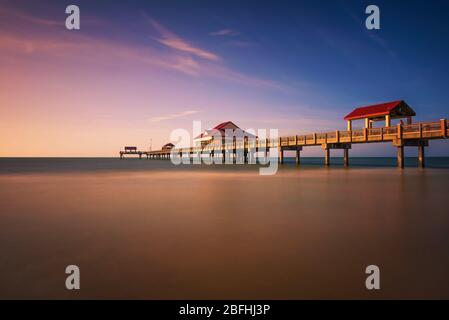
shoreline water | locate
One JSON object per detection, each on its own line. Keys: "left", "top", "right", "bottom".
{"left": 1, "top": 157, "right": 449, "bottom": 175}
{"left": 1, "top": 159, "right": 449, "bottom": 299}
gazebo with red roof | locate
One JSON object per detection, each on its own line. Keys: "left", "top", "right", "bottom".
{"left": 344, "top": 100, "right": 416, "bottom": 130}
{"left": 194, "top": 121, "right": 255, "bottom": 148}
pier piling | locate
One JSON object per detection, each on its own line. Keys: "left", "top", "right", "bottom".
{"left": 397, "top": 146, "right": 405, "bottom": 169}
{"left": 344, "top": 149, "right": 349, "bottom": 167}
{"left": 324, "top": 149, "right": 330, "bottom": 166}
{"left": 418, "top": 145, "right": 425, "bottom": 168}
{"left": 295, "top": 147, "right": 301, "bottom": 166}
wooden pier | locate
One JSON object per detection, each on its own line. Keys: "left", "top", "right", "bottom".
{"left": 120, "top": 118, "right": 448, "bottom": 168}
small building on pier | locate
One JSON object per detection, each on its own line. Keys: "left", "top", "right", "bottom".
{"left": 124, "top": 146, "right": 138, "bottom": 152}
{"left": 161, "top": 143, "right": 175, "bottom": 151}
{"left": 344, "top": 100, "right": 416, "bottom": 130}
{"left": 194, "top": 121, "right": 256, "bottom": 148}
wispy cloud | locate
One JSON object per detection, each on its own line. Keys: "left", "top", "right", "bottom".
{"left": 226, "top": 40, "right": 256, "bottom": 48}
{"left": 0, "top": 5, "right": 105, "bottom": 27}
{"left": 0, "top": 6, "right": 62, "bottom": 26}
{"left": 150, "top": 110, "right": 200, "bottom": 122}
{"left": 0, "top": 7, "right": 287, "bottom": 91}
{"left": 210, "top": 29, "right": 240, "bottom": 37}
{"left": 341, "top": 4, "right": 396, "bottom": 58}
{"left": 143, "top": 13, "right": 220, "bottom": 62}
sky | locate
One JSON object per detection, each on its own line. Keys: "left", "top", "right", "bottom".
{"left": 1, "top": 0, "right": 449, "bottom": 157}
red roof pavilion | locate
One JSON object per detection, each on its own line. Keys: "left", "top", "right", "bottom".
{"left": 344, "top": 100, "right": 416, "bottom": 129}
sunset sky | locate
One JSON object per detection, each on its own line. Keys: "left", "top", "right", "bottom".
{"left": 1, "top": 0, "right": 449, "bottom": 157}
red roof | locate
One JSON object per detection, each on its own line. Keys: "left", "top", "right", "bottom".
{"left": 344, "top": 100, "right": 404, "bottom": 121}
{"left": 194, "top": 121, "right": 255, "bottom": 140}
{"left": 213, "top": 121, "right": 235, "bottom": 130}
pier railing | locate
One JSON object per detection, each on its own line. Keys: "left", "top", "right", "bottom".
{"left": 125, "top": 119, "right": 447, "bottom": 156}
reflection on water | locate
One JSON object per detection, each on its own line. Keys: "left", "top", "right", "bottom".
{"left": 0, "top": 159, "right": 449, "bottom": 299}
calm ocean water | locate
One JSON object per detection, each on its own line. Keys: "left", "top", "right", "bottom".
{"left": 1, "top": 157, "right": 449, "bottom": 174}
{"left": 1, "top": 157, "right": 449, "bottom": 299}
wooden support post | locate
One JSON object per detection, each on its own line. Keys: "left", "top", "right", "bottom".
{"left": 313, "top": 133, "right": 317, "bottom": 145}
{"left": 418, "top": 145, "right": 425, "bottom": 168}
{"left": 324, "top": 148, "right": 330, "bottom": 166}
{"left": 233, "top": 137, "right": 236, "bottom": 164}
{"left": 296, "top": 148, "right": 301, "bottom": 166}
{"left": 336, "top": 130, "right": 340, "bottom": 143}
{"left": 244, "top": 137, "right": 248, "bottom": 164}
{"left": 397, "top": 146, "right": 404, "bottom": 169}
{"left": 347, "top": 120, "right": 352, "bottom": 131}
{"left": 222, "top": 138, "right": 226, "bottom": 164}
{"left": 254, "top": 138, "right": 259, "bottom": 164}
{"left": 278, "top": 138, "right": 283, "bottom": 164}
{"left": 365, "top": 118, "right": 370, "bottom": 129}
{"left": 441, "top": 119, "right": 447, "bottom": 138}
{"left": 385, "top": 115, "right": 391, "bottom": 127}
{"left": 397, "top": 123, "right": 403, "bottom": 140}
{"left": 265, "top": 138, "right": 269, "bottom": 161}
{"left": 344, "top": 148, "right": 349, "bottom": 167}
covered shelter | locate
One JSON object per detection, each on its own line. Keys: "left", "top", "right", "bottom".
{"left": 344, "top": 100, "right": 416, "bottom": 130}
{"left": 124, "top": 146, "right": 137, "bottom": 152}
{"left": 161, "top": 143, "right": 175, "bottom": 151}
{"left": 194, "top": 121, "right": 256, "bottom": 148}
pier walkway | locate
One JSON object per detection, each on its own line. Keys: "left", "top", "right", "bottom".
{"left": 120, "top": 119, "right": 448, "bottom": 168}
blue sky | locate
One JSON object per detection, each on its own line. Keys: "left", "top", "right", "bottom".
{"left": 1, "top": 0, "right": 449, "bottom": 156}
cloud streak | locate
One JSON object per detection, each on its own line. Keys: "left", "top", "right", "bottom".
{"left": 0, "top": 6, "right": 62, "bottom": 26}
{"left": 210, "top": 29, "right": 240, "bottom": 36}
{"left": 341, "top": 3, "right": 396, "bottom": 58}
{"left": 143, "top": 13, "right": 221, "bottom": 62}
{"left": 0, "top": 5, "right": 105, "bottom": 28}
{"left": 0, "top": 7, "right": 287, "bottom": 91}
{"left": 150, "top": 110, "right": 200, "bottom": 122}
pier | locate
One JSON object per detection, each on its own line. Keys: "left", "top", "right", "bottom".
{"left": 119, "top": 101, "right": 448, "bottom": 168}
